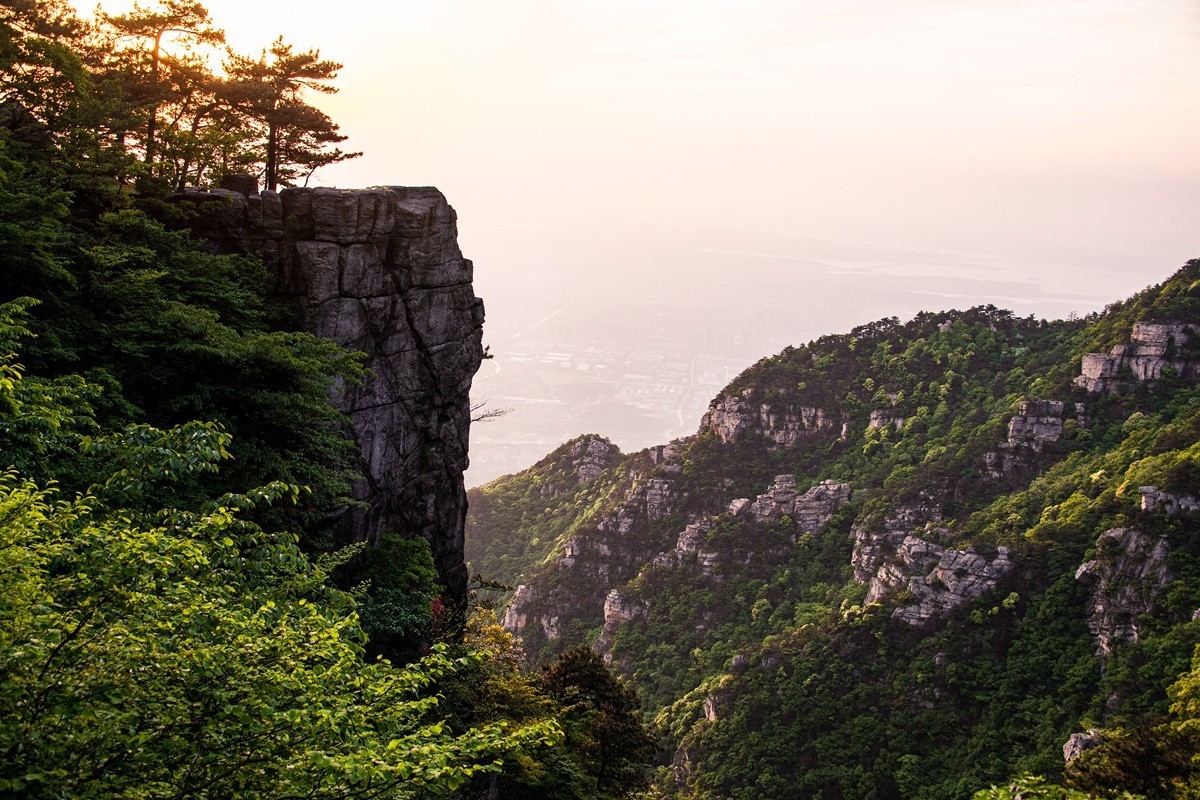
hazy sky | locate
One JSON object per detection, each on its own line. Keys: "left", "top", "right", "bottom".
{"left": 90, "top": 0, "right": 1200, "bottom": 267}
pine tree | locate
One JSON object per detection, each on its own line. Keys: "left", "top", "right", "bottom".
{"left": 103, "top": 0, "right": 224, "bottom": 169}
{"left": 225, "top": 37, "right": 359, "bottom": 191}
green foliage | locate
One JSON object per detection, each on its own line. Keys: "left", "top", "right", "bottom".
{"left": 973, "top": 775, "right": 1137, "bottom": 799}
{"left": 340, "top": 532, "right": 441, "bottom": 661}
{"left": 470, "top": 262, "right": 1200, "bottom": 799}
{"left": 0, "top": 312, "right": 561, "bottom": 798}
{"left": 0, "top": 129, "right": 364, "bottom": 533}
{"left": 542, "top": 647, "right": 658, "bottom": 798}
{"left": 2, "top": 0, "right": 357, "bottom": 191}
{"left": 466, "top": 434, "right": 628, "bottom": 596}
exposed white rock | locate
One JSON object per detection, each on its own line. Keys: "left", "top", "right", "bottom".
{"left": 750, "top": 475, "right": 851, "bottom": 531}
{"left": 891, "top": 546, "right": 1014, "bottom": 626}
{"left": 751, "top": 475, "right": 797, "bottom": 522}
{"left": 852, "top": 504, "right": 943, "bottom": 584}
{"left": 865, "top": 537, "right": 1014, "bottom": 626}
{"left": 984, "top": 400, "right": 1085, "bottom": 477}
{"left": 728, "top": 498, "right": 751, "bottom": 516}
{"left": 854, "top": 504, "right": 1014, "bottom": 625}
{"left": 598, "top": 478, "right": 677, "bottom": 536}
{"left": 1076, "top": 527, "right": 1172, "bottom": 655}
{"left": 1075, "top": 322, "right": 1198, "bottom": 393}
{"left": 676, "top": 523, "right": 710, "bottom": 555}
{"left": 1064, "top": 730, "right": 1102, "bottom": 763}
{"left": 865, "top": 534, "right": 947, "bottom": 605}
{"left": 568, "top": 436, "right": 618, "bottom": 483}
{"left": 700, "top": 391, "right": 838, "bottom": 446}
{"left": 703, "top": 693, "right": 724, "bottom": 722}
{"left": 1140, "top": 486, "right": 1200, "bottom": 516}
{"left": 502, "top": 591, "right": 564, "bottom": 640}
{"left": 868, "top": 409, "right": 907, "bottom": 430}
{"left": 502, "top": 584, "right": 538, "bottom": 637}
{"left": 1006, "top": 400, "right": 1066, "bottom": 452}
{"left": 503, "top": 473, "right": 681, "bottom": 642}
{"left": 594, "top": 589, "right": 649, "bottom": 660}
{"left": 653, "top": 523, "right": 712, "bottom": 568}
{"left": 794, "top": 481, "right": 853, "bottom": 534}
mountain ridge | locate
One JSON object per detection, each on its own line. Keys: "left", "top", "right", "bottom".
{"left": 466, "top": 260, "right": 1200, "bottom": 798}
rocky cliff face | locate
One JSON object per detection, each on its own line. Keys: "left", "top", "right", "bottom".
{"left": 175, "top": 184, "right": 484, "bottom": 602}
{"left": 700, "top": 390, "right": 840, "bottom": 445}
{"left": 1075, "top": 322, "right": 1199, "bottom": 393}
{"left": 983, "top": 399, "right": 1086, "bottom": 478}
{"left": 1075, "top": 527, "right": 1172, "bottom": 655}
{"left": 595, "top": 589, "right": 649, "bottom": 660}
{"left": 501, "top": 453, "right": 686, "bottom": 647}
{"left": 852, "top": 504, "right": 1014, "bottom": 626}
{"left": 568, "top": 435, "right": 619, "bottom": 484}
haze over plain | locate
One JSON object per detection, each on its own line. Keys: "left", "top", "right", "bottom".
{"left": 88, "top": 0, "right": 1200, "bottom": 482}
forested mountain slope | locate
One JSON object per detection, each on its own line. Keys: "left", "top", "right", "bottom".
{"left": 466, "top": 260, "right": 1200, "bottom": 799}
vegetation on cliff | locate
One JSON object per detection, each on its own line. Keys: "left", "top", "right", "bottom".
{"left": 0, "top": 299, "right": 563, "bottom": 797}
{"left": 1, "top": 0, "right": 363, "bottom": 527}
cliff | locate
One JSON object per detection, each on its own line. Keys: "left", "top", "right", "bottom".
{"left": 175, "top": 182, "right": 484, "bottom": 602}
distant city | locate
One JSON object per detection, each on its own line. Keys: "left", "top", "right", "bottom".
{"left": 466, "top": 304, "right": 762, "bottom": 486}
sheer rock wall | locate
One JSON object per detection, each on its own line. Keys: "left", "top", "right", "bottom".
{"left": 175, "top": 184, "right": 484, "bottom": 603}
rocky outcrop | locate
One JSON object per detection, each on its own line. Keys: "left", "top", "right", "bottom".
{"left": 175, "top": 183, "right": 483, "bottom": 602}
{"left": 984, "top": 400, "right": 1084, "bottom": 477}
{"left": 568, "top": 435, "right": 619, "bottom": 483}
{"left": 1075, "top": 322, "right": 1199, "bottom": 394}
{"left": 502, "top": 472, "right": 682, "bottom": 643}
{"left": 503, "top": 584, "right": 561, "bottom": 640}
{"left": 701, "top": 390, "right": 838, "bottom": 446}
{"left": 854, "top": 505, "right": 1014, "bottom": 625}
{"left": 598, "top": 477, "right": 678, "bottom": 536}
{"left": 1063, "top": 730, "right": 1101, "bottom": 763}
{"left": 868, "top": 409, "right": 906, "bottom": 430}
{"left": 1139, "top": 486, "right": 1200, "bottom": 516}
{"left": 887, "top": 543, "right": 1014, "bottom": 626}
{"left": 751, "top": 475, "right": 797, "bottom": 522}
{"left": 1005, "top": 400, "right": 1078, "bottom": 452}
{"left": 675, "top": 523, "right": 710, "bottom": 555}
{"left": 595, "top": 589, "right": 649, "bottom": 660}
{"left": 852, "top": 504, "right": 943, "bottom": 584}
{"left": 750, "top": 475, "right": 851, "bottom": 532}
{"left": 794, "top": 481, "right": 853, "bottom": 533}
{"left": 652, "top": 522, "right": 722, "bottom": 576}
{"left": 1075, "top": 527, "right": 1172, "bottom": 655}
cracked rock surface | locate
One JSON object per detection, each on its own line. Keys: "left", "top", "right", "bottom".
{"left": 177, "top": 185, "right": 484, "bottom": 603}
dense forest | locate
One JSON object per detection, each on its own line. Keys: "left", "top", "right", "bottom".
{"left": 0, "top": 2, "right": 656, "bottom": 797}
{"left": 467, "top": 264, "right": 1200, "bottom": 799}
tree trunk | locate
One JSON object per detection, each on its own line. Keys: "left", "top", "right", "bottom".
{"left": 145, "top": 28, "right": 165, "bottom": 165}
{"left": 265, "top": 116, "right": 277, "bottom": 191}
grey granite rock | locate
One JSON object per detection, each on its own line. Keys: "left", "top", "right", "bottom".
{"left": 1076, "top": 527, "right": 1172, "bottom": 655}
{"left": 175, "top": 185, "right": 483, "bottom": 605}
{"left": 1063, "top": 730, "right": 1101, "bottom": 763}
{"left": 700, "top": 390, "right": 838, "bottom": 446}
{"left": 569, "top": 436, "right": 619, "bottom": 483}
{"left": 595, "top": 589, "right": 649, "bottom": 660}
{"left": 1075, "top": 322, "right": 1199, "bottom": 394}
{"left": 853, "top": 504, "right": 1014, "bottom": 625}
